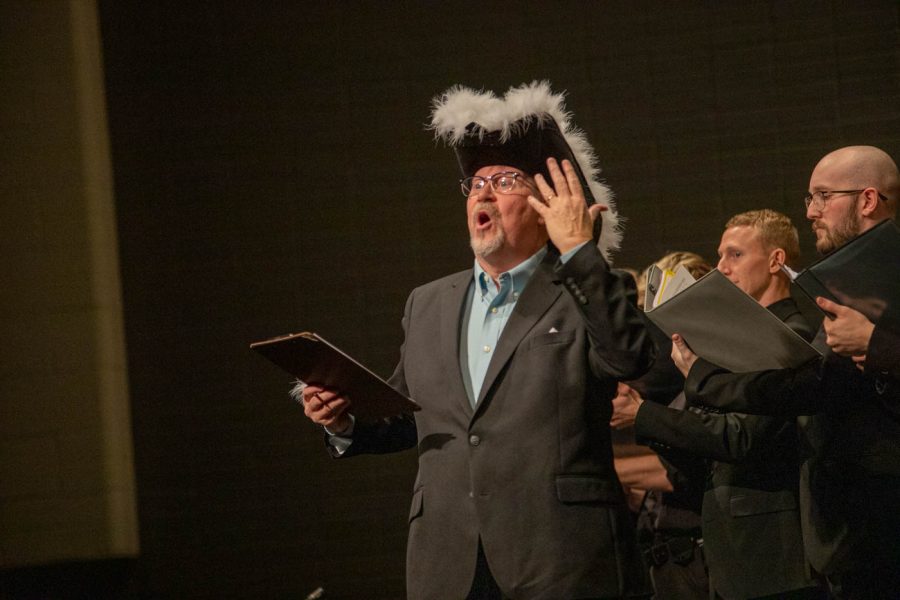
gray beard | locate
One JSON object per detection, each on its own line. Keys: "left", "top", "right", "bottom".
{"left": 470, "top": 227, "right": 505, "bottom": 258}
{"left": 470, "top": 202, "right": 505, "bottom": 258}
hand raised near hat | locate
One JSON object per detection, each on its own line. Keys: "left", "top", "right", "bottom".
{"left": 528, "top": 158, "right": 607, "bottom": 255}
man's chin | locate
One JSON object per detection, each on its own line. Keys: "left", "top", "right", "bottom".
{"left": 816, "top": 229, "right": 858, "bottom": 255}
{"left": 813, "top": 228, "right": 836, "bottom": 255}
{"left": 815, "top": 239, "right": 835, "bottom": 254}
{"left": 470, "top": 235, "right": 504, "bottom": 259}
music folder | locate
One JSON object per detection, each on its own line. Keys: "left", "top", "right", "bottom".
{"left": 251, "top": 332, "right": 420, "bottom": 421}
{"left": 792, "top": 219, "right": 900, "bottom": 328}
{"left": 645, "top": 270, "right": 821, "bottom": 373}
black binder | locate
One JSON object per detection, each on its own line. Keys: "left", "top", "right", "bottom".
{"left": 793, "top": 219, "right": 900, "bottom": 328}
{"left": 251, "top": 332, "right": 420, "bottom": 420}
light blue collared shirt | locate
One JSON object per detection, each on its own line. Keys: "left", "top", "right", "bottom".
{"left": 461, "top": 241, "right": 587, "bottom": 406}
{"left": 461, "top": 248, "right": 547, "bottom": 405}
{"left": 327, "top": 241, "right": 588, "bottom": 451}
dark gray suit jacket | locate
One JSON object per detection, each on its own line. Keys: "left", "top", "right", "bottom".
{"left": 635, "top": 298, "right": 818, "bottom": 599}
{"left": 342, "top": 244, "right": 656, "bottom": 600}
{"left": 684, "top": 317, "right": 900, "bottom": 584}
{"left": 867, "top": 324, "right": 900, "bottom": 382}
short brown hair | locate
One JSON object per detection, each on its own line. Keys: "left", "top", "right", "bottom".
{"left": 725, "top": 209, "right": 801, "bottom": 268}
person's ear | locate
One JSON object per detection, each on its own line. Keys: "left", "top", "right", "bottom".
{"left": 859, "top": 187, "right": 881, "bottom": 217}
{"left": 769, "top": 248, "right": 786, "bottom": 274}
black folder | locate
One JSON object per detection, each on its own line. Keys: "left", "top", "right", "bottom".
{"left": 793, "top": 219, "right": 900, "bottom": 328}
{"left": 251, "top": 332, "right": 420, "bottom": 420}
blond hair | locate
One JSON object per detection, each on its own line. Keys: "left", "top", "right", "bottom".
{"left": 636, "top": 251, "right": 712, "bottom": 308}
{"left": 725, "top": 209, "right": 800, "bottom": 268}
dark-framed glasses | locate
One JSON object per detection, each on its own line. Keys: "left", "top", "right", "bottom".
{"left": 803, "top": 188, "right": 889, "bottom": 211}
{"left": 460, "top": 171, "right": 530, "bottom": 197}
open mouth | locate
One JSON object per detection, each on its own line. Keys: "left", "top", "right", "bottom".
{"left": 475, "top": 210, "right": 493, "bottom": 230}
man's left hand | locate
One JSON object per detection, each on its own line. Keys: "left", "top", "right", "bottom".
{"left": 528, "top": 158, "right": 606, "bottom": 255}
{"left": 671, "top": 333, "right": 698, "bottom": 377}
{"left": 818, "top": 297, "right": 874, "bottom": 357}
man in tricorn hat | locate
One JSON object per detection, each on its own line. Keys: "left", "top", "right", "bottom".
{"left": 301, "top": 81, "right": 656, "bottom": 599}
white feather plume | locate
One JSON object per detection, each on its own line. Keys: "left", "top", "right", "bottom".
{"left": 429, "top": 80, "right": 622, "bottom": 262}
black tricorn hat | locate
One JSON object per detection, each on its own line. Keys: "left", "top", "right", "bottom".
{"left": 454, "top": 117, "right": 598, "bottom": 206}
{"left": 429, "top": 81, "right": 622, "bottom": 261}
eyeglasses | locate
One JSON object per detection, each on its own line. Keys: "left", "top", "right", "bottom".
{"left": 460, "top": 171, "right": 531, "bottom": 197}
{"left": 804, "top": 188, "right": 889, "bottom": 211}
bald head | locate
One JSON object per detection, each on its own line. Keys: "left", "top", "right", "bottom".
{"left": 806, "top": 146, "right": 899, "bottom": 254}
{"left": 812, "top": 146, "right": 899, "bottom": 216}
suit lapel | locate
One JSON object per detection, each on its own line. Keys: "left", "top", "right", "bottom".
{"left": 475, "top": 259, "right": 562, "bottom": 408}
{"left": 441, "top": 270, "right": 475, "bottom": 416}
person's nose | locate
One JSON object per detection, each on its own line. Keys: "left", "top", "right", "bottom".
{"left": 806, "top": 199, "right": 822, "bottom": 221}
{"left": 717, "top": 257, "right": 729, "bottom": 274}
{"left": 471, "top": 185, "right": 496, "bottom": 202}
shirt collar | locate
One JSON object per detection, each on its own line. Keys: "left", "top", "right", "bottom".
{"left": 473, "top": 246, "right": 548, "bottom": 299}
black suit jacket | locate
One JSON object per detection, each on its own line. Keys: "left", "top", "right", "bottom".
{"left": 636, "top": 298, "right": 818, "bottom": 599}
{"left": 684, "top": 312, "right": 900, "bottom": 580}
{"left": 867, "top": 324, "right": 900, "bottom": 383}
{"left": 342, "top": 244, "right": 656, "bottom": 599}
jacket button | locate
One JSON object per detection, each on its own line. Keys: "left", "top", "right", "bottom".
{"left": 469, "top": 434, "right": 481, "bottom": 446}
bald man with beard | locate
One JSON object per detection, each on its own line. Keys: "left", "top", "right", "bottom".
{"left": 671, "top": 146, "right": 900, "bottom": 600}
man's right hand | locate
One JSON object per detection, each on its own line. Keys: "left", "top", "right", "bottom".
{"left": 610, "top": 382, "right": 643, "bottom": 429}
{"left": 818, "top": 297, "right": 875, "bottom": 357}
{"left": 302, "top": 385, "right": 353, "bottom": 434}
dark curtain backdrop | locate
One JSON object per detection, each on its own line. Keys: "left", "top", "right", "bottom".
{"left": 96, "top": 1, "right": 899, "bottom": 598}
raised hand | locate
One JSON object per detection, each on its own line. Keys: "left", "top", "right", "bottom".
{"left": 527, "top": 158, "right": 607, "bottom": 255}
